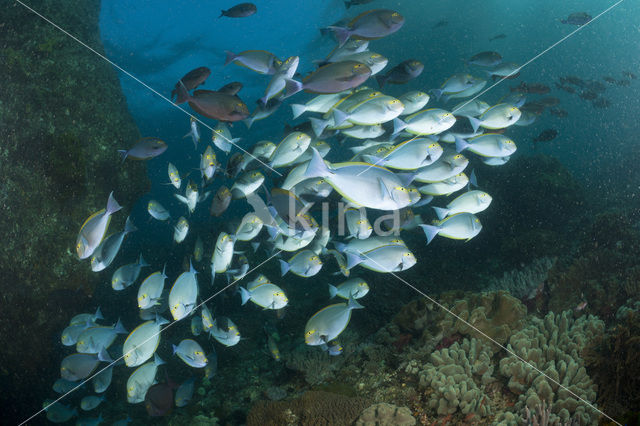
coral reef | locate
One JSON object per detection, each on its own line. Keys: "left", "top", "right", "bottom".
{"left": 403, "top": 338, "right": 495, "bottom": 417}
{"left": 285, "top": 345, "right": 346, "bottom": 385}
{"left": 499, "top": 311, "right": 604, "bottom": 424}
{"left": 439, "top": 291, "right": 527, "bottom": 351}
{"left": 355, "top": 402, "right": 416, "bottom": 425}
{"left": 246, "top": 391, "right": 369, "bottom": 426}
{"left": 0, "top": 0, "right": 148, "bottom": 418}
{"left": 585, "top": 307, "right": 640, "bottom": 420}
{"left": 485, "top": 257, "right": 556, "bottom": 300}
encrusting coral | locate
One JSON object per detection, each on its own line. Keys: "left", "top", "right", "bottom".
{"left": 355, "top": 402, "right": 416, "bottom": 425}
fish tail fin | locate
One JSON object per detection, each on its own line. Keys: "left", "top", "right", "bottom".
{"left": 117, "top": 150, "right": 128, "bottom": 163}
{"left": 328, "top": 284, "right": 338, "bottom": 298}
{"left": 138, "top": 253, "right": 149, "bottom": 268}
{"left": 124, "top": 216, "right": 137, "bottom": 234}
{"left": 251, "top": 242, "right": 260, "bottom": 252}
{"left": 290, "top": 104, "right": 306, "bottom": 119}
{"left": 469, "top": 169, "right": 478, "bottom": 188}
{"left": 346, "top": 252, "right": 363, "bottom": 270}
{"left": 431, "top": 89, "right": 443, "bottom": 101}
{"left": 154, "top": 353, "right": 166, "bottom": 366}
{"left": 332, "top": 108, "right": 349, "bottom": 126}
{"left": 309, "top": 117, "right": 329, "bottom": 138}
{"left": 174, "top": 83, "right": 190, "bottom": 104}
{"left": 106, "top": 191, "right": 122, "bottom": 215}
{"left": 155, "top": 314, "right": 169, "bottom": 326}
{"left": 304, "top": 147, "right": 332, "bottom": 179}
{"left": 329, "top": 26, "right": 351, "bottom": 47}
{"left": 239, "top": 287, "right": 251, "bottom": 305}
{"left": 219, "top": 10, "right": 226, "bottom": 18}
{"left": 392, "top": 117, "right": 408, "bottom": 135}
{"left": 376, "top": 74, "right": 387, "bottom": 88}
{"left": 432, "top": 206, "right": 449, "bottom": 220}
{"left": 348, "top": 295, "right": 364, "bottom": 310}
{"left": 413, "top": 195, "right": 433, "bottom": 207}
{"left": 397, "top": 172, "right": 416, "bottom": 186}
{"left": 98, "top": 347, "right": 113, "bottom": 363}
{"left": 454, "top": 135, "right": 470, "bottom": 153}
{"left": 113, "top": 318, "right": 128, "bottom": 335}
{"left": 211, "top": 269, "right": 216, "bottom": 286}
{"left": 224, "top": 50, "right": 236, "bottom": 66}
{"left": 244, "top": 116, "right": 254, "bottom": 129}
{"left": 94, "top": 306, "right": 104, "bottom": 321}
{"left": 278, "top": 259, "right": 290, "bottom": 277}
{"left": 172, "top": 344, "right": 178, "bottom": 355}
{"left": 284, "top": 78, "right": 303, "bottom": 98}
{"left": 419, "top": 224, "right": 440, "bottom": 244}
{"left": 161, "top": 263, "right": 167, "bottom": 279}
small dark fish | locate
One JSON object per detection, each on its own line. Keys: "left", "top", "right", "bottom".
{"left": 561, "top": 12, "right": 592, "bottom": 26}
{"left": 433, "top": 20, "right": 448, "bottom": 28}
{"left": 622, "top": 71, "right": 637, "bottom": 80}
{"left": 614, "top": 79, "right": 631, "bottom": 87}
{"left": 210, "top": 186, "right": 231, "bottom": 217}
{"left": 549, "top": 107, "right": 568, "bottom": 118}
{"left": 329, "top": 9, "right": 405, "bottom": 46}
{"left": 376, "top": 59, "right": 423, "bottom": 87}
{"left": 555, "top": 82, "right": 575, "bottom": 94}
{"left": 217, "top": 81, "right": 243, "bottom": 96}
{"left": 519, "top": 102, "right": 546, "bottom": 116}
{"left": 225, "top": 152, "right": 244, "bottom": 178}
{"left": 187, "top": 90, "right": 249, "bottom": 122}
{"left": 285, "top": 61, "right": 371, "bottom": 96}
{"left": 172, "top": 67, "right": 211, "bottom": 104}
{"left": 344, "top": 0, "right": 373, "bottom": 9}
{"left": 489, "top": 33, "right": 506, "bottom": 42}
{"left": 592, "top": 97, "right": 611, "bottom": 109}
{"left": 602, "top": 76, "right": 616, "bottom": 84}
{"left": 511, "top": 82, "right": 550, "bottom": 94}
{"left": 145, "top": 382, "right": 174, "bottom": 417}
{"left": 118, "top": 137, "right": 167, "bottom": 161}
{"left": 538, "top": 96, "right": 559, "bottom": 107}
{"left": 579, "top": 91, "right": 597, "bottom": 101}
{"left": 467, "top": 51, "right": 502, "bottom": 67}
{"left": 585, "top": 80, "right": 606, "bottom": 93}
{"left": 220, "top": 2, "right": 257, "bottom": 18}
{"left": 560, "top": 75, "right": 585, "bottom": 87}
{"left": 533, "top": 129, "right": 558, "bottom": 143}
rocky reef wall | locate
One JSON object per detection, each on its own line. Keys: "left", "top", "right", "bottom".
{"left": 0, "top": 1, "right": 148, "bottom": 420}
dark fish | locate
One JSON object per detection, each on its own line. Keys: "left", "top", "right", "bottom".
{"left": 329, "top": 9, "right": 405, "bottom": 46}
{"left": 172, "top": 67, "right": 211, "bottom": 104}
{"left": 519, "top": 102, "right": 546, "bottom": 116}
{"left": 592, "top": 97, "right": 611, "bottom": 109}
{"left": 118, "top": 137, "right": 167, "bottom": 161}
{"left": 549, "top": 107, "right": 568, "bottom": 118}
{"left": 467, "top": 51, "right": 502, "bottom": 67}
{"left": 225, "top": 152, "right": 244, "bottom": 178}
{"left": 489, "top": 33, "right": 506, "bottom": 41}
{"left": 555, "top": 82, "right": 575, "bottom": 94}
{"left": 344, "top": 0, "right": 373, "bottom": 9}
{"left": 187, "top": 90, "right": 249, "bottom": 122}
{"left": 533, "top": 129, "right": 558, "bottom": 143}
{"left": 511, "top": 82, "right": 550, "bottom": 94}
{"left": 433, "top": 20, "right": 448, "bottom": 28}
{"left": 270, "top": 188, "right": 313, "bottom": 230}
{"left": 220, "top": 2, "right": 257, "bottom": 18}
{"left": 614, "top": 79, "right": 631, "bottom": 87}
{"left": 145, "top": 382, "right": 174, "bottom": 417}
{"left": 561, "top": 12, "right": 592, "bottom": 26}
{"left": 538, "top": 96, "right": 559, "bottom": 107}
{"left": 210, "top": 186, "right": 232, "bottom": 217}
{"left": 622, "top": 71, "right": 637, "bottom": 80}
{"left": 376, "top": 59, "right": 424, "bottom": 88}
{"left": 579, "top": 91, "right": 597, "bottom": 100}
{"left": 217, "top": 82, "right": 243, "bottom": 96}
{"left": 602, "top": 76, "right": 616, "bottom": 84}
{"left": 560, "top": 75, "right": 585, "bottom": 87}
{"left": 285, "top": 60, "right": 371, "bottom": 96}
{"left": 585, "top": 80, "right": 606, "bottom": 93}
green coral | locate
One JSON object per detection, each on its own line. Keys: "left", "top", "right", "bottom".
{"left": 499, "top": 311, "right": 603, "bottom": 424}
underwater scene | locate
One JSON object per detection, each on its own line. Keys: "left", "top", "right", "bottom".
{"left": 2, "top": 0, "right": 640, "bottom": 424}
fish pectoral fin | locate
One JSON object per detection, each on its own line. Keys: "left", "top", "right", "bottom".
{"left": 378, "top": 177, "right": 392, "bottom": 200}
